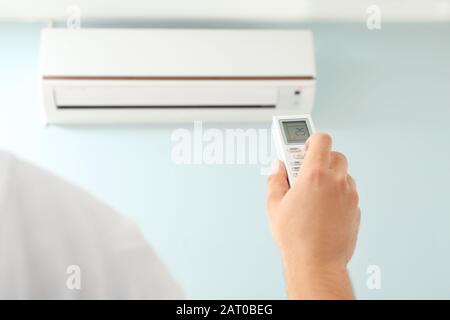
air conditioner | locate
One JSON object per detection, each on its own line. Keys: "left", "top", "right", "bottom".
{"left": 39, "top": 28, "right": 316, "bottom": 124}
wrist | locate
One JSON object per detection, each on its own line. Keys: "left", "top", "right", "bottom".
{"left": 281, "top": 251, "right": 354, "bottom": 300}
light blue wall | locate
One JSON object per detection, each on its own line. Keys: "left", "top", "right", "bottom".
{"left": 0, "top": 22, "right": 450, "bottom": 299}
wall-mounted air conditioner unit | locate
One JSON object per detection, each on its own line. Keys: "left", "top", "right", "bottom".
{"left": 40, "top": 28, "right": 316, "bottom": 124}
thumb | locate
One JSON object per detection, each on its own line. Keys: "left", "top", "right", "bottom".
{"left": 267, "top": 160, "right": 289, "bottom": 213}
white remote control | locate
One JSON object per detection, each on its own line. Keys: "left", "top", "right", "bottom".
{"left": 272, "top": 115, "right": 316, "bottom": 186}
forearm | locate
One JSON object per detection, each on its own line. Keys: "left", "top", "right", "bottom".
{"left": 282, "top": 253, "right": 355, "bottom": 300}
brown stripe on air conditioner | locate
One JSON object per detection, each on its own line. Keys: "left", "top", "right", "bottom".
{"left": 42, "top": 75, "right": 315, "bottom": 81}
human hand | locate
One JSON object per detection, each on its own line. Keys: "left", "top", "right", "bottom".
{"left": 267, "top": 133, "right": 360, "bottom": 299}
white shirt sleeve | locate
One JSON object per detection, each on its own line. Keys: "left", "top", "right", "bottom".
{"left": 0, "top": 151, "right": 184, "bottom": 299}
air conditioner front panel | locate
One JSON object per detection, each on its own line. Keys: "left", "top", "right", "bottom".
{"left": 40, "top": 29, "right": 316, "bottom": 78}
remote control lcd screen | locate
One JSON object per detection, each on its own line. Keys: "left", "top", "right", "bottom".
{"left": 282, "top": 120, "right": 310, "bottom": 143}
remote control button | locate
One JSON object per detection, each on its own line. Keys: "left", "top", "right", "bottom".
{"left": 292, "top": 166, "right": 301, "bottom": 172}
{"left": 291, "top": 153, "right": 304, "bottom": 160}
{"left": 288, "top": 147, "right": 301, "bottom": 152}
{"left": 290, "top": 160, "right": 303, "bottom": 166}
